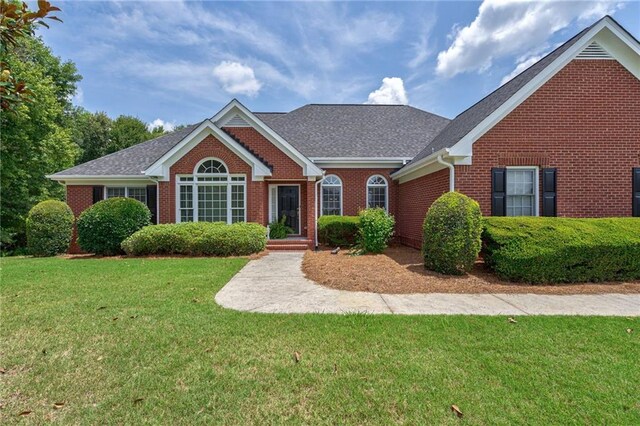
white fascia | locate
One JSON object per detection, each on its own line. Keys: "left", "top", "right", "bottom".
{"left": 142, "top": 119, "right": 272, "bottom": 181}
{"left": 448, "top": 17, "right": 640, "bottom": 158}
{"left": 212, "top": 99, "right": 324, "bottom": 177}
{"left": 310, "top": 157, "right": 413, "bottom": 169}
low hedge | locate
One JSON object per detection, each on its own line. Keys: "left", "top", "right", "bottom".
{"left": 483, "top": 217, "right": 640, "bottom": 283}
{"left": 77, "top": 198, "right": 151, "bottom": 255}
{"left": 26, "top": 200, "right": 74, "bottom": 256}
{"left": 423, "top": 192, "right": 483, "bottom": 275}
{"left": 121, "top": 222, "right": 267, "bottom": 256}
{"left": 317, "top": 215, "right": 360, "bottom": 247}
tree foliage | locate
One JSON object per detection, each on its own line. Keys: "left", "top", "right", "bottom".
{"left": 0, "top": 36, "right": 80, "bottom": 249}
{"left": 1, "top": 0, "right": 62, "bottom": 111}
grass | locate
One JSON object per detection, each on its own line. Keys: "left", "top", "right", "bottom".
{"left": 1, "top": 256, "right": 639, "bottom": 424}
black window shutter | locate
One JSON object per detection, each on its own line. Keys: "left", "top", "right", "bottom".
{"left": 491, "top": 168, "right": 507, "bottom": 216}
{"left": 542, "top": 168, "right": 557, "bottom": 217}
{"left": 633, "top": 168, "right": 640, "bottom": 217}
{"left": 146, "top": 185, "right": 158, "bottom": 224}
{"left": 92, "top": 186, "right": 104, "bottom": 204}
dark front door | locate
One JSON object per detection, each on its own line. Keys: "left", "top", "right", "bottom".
{"left": 277, "top": 186, "right": 299, "bottom": 234}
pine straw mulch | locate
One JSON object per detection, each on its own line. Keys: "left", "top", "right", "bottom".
{"left": 302, "top": 245, "right": 640, "bottom": 295}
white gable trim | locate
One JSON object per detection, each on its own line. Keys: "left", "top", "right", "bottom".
{"left": 212, "top": 99, "right": 324, "bottom": 177}
{"left": 142, "top": 120, "right": 272, "bottom": 181}
{"left": 448, "top": 17, "right": 640, "bottom": 158}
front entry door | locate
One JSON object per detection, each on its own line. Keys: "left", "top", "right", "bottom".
{"left": 277, "top": 186, "right": 299, "bottom": 234}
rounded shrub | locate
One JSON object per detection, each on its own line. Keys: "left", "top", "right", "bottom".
{"left": 422, "top": 192, "right": 483, "bottom": 275}
{"left": 77, "top": 197, "right": 151, "bottom": 255}
{"left": 317, "top": 215, "right": 360, "bottom": 247}
{"left": 358, "top": 208, "right": 395, "bottom": 254}
{"left": 121, "top": 222, "right": 267, "bottom": 256}
{"left": 26, "top": 200, "right": 74, "bottom": 256}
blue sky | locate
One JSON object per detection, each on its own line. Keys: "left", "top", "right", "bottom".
{"left": 38, "top": 1, "right": 639, "bottom": 130}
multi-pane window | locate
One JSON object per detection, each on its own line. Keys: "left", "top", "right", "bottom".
{"left": 506, "top": 168, "right": 536, "bottom": 216}
{"left": 367, "top": 175, "right": 388, "bottom": 211}
{"left": 321, "top": 175, "right": 342, "bottom": 216}
{"left": 177, "top": 158, "right": 246, "bottom": 224}
{"left": 105, "top": 187, "right": 146, "bottom": 204}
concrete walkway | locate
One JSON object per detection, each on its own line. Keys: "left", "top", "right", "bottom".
{"left": 215, "top": 252, "right": 640, "bottom": 316}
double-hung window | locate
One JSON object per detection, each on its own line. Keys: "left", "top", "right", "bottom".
{"left": 105, "top": 187, "right": 147, "bottom": 204}
{"left": 321, "top": 175, "right": 342, "bottom": 215}
{"left": 176, "top": 159, "right": 246, "bottom": 224}
{"left": 506, "top": 168, "right": 537, "bottom": 216}
{"left": 367, "top": 175, "right": 388, "bottom": 211}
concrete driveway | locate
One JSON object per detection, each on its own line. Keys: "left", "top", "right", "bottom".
{"left": 215, "top": 252, "right": 640, "bottom": 316}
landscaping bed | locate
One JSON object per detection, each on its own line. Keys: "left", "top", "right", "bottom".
{"left": 302, "top": 245, "right": 640, "bottom": 295}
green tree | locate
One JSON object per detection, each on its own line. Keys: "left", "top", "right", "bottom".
{"left": 0, "top": 36, "right": 80, "bottom": 248}
{"left": 1, "top": 0, "right": 62, "bottom": 111}
{"left": 71, "top": 108, "right": 111, "bottom": 163}
{"left": 147, "top": 124, "right": 167, "bottom": 140}
{"left": 107, "top": 115, "right": 149, "bottom": 153}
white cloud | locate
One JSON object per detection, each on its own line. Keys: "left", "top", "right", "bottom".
{"left": 436, "top": 0, "right": 623, "bottom": 78}
{"left": 212, "top": 61, "right": 262, "bottom": 97}
{"left": 148, "top": 118, "right": 175, "bottom": 132}
{"left": 500, "top": 54, "right": 544, "bottom": 85}
{"left": 365, "top": 77, "right": 408, "bottom": 105}
{"left": 407, "top": 17, "right": 436, "bottom": 69}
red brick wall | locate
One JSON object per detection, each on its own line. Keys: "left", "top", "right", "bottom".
{"left": 321, "top": 168, "right": 399, "bottom": 217}
{"left": 159, "top": 134, "right": 262, "bottom": 224}
{"left": 396, "top": 169, "right": 450, "bottom": 249}
{"left": 223, "top": 127, "right": 305, "bottom": 179}
{"left": 66, "top": 185, "right": 94, "bottom": 253}
{"left": 457, "top": 59, "right": 640, "bottom": 217}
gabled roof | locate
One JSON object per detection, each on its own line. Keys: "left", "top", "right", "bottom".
{"left": 50, "top": 124, "right": 200, "bottom": 177}
{"left": 405, "top": 15, "right": 640, "bottom": 168}
{"left": 255, "top": 104, "right": 450, "bottom": 158}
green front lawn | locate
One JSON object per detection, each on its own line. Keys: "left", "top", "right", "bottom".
{"left": 1, "top": 257, "right": 638, "bottom": 424}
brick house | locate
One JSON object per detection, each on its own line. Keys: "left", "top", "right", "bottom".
{"left": 50, "top": 16, "right": 640, "bottom": 252}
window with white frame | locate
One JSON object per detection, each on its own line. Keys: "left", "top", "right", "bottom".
{"left": 176, "top": 159, "right": 246, "bottom": 224}
{"left": 367, "top": 175, "right": 388, "bottom": 211}
{"left": 105, "top": 187, "right": 147, "bottom": 204}
{"left": 506, "top": 168, "right": 537, "bottom": 216}
{"left": 321, "top": 175, "right": 342, "bottom": 216}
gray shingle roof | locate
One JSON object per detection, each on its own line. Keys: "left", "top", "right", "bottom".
{"left": 409, "top": 22, "right": 597, "bottom": 165}
{"left": 51, "top": 124, "right": 201, "bottom": 176}
{"left": 255, "top": 105, "right": 450, "bottom": 158}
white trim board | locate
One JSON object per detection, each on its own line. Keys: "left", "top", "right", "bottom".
{"left": 212, "top": 99, "right": 323, "bottom": 177}
{"left": 143, "top": 120, "right": 272, "bottom": 181}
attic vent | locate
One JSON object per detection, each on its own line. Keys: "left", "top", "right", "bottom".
{"left": 224, "top": 114, "right": 250, "bottom": 127}
{"left": 576, "top": 41, "right": 613, "bottom": 59}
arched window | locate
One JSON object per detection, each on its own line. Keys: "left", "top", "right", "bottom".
{"left": 367, "top": 175, "right": 388, "bottom": 211}
{"left": 176, "top": 158, "right": 246, "bottom": 224}
{"left": 197, "top": 159, "right": 227, "bottom": 174}
{"left": 321, "top": 175, "right": 342, "bottom": 216}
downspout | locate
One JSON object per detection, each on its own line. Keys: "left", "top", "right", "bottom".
{"left": 436, "top": 155, "right": 455, "bottom": 192}
{"left": 314, "top": 172, "right": 327, "bottom": 251}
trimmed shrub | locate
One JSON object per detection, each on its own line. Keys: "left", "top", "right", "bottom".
{"left": 26, "top": 200, "right": 74, "bottom": 256}
{"left": 483, "top": 217, "right": 640, "bottom": 283}
{"left": 317, "top": 215, "right": 360, "bottom": 247}
{"left": 121, "top": 222, "right": 267, "bottom": 256}
{"left": 269, "top": 216, "right": 293, "bottom": 239}
{"left": 77, "top": 198, "right": 151, "bottom": 255}
{"left": 357, "top": 208, "right": 395, "bottom": 254}
{"left": 422, "top": 192, "right": 483, "bottom": 275}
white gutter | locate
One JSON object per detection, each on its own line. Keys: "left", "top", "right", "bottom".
{"left": 390, "top": 148, "right": 449, "bottom": 180}
{"left": 436, "top": 155, "right": 455, "bottom": 192}
{"left": 314, "top": 173, "right": 327, "bottom": 250}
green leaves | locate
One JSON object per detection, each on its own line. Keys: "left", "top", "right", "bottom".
{"left": 357, "top": 208, "right": 395, "bottom": 254}
{"left": 422, "top": 192, "right": 483, "bottom": 275}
